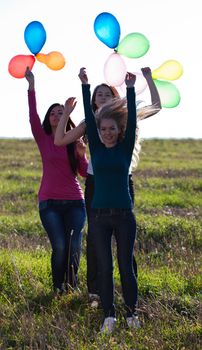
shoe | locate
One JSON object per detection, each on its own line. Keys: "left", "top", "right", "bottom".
{"left": 53, "top": 284, "right": 66, "bottom": 298}
{"left": 89, "top": 293, "right": 100, "bottom": 308}
{"left": 126, "top": 315, "right": 141, "bottom": 329}
{"left": 100, "top": 317, "right": 116, "bottom": 334}
{"left": 53, "top": 288, "right": 64, "bottom": 298}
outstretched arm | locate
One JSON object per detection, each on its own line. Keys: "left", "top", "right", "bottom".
{"left": 141, "top": 67, "right": 161, "bottom": 116}
{"left": 24, "top": 67, "right": 44, "bottom": 141}
{"left": 79, "top": 67, "right": 100, "bottom": 151}
{"left": 54, "top": 97, "right": 86, "bottom": 146}
{"left": 124, "top": 72, "right": 137, "bottom": 151}
{"left": 25, "top": 66, "right": 35, "bottom": 91}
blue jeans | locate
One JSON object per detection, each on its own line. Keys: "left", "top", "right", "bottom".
{"left": 89, "top": 208, "right": 138, "bottom": 317}
{"left": 39, "top": 199, "right": 86, "bottom": 291}
{"left": 85, "top": 174, "right": 137, "bottom": 295}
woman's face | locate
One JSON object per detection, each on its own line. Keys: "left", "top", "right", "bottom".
{"left": 99, "top": 118, "right": 120, "bottom": 148}
{"left": 49, "top": 105, "right": 64, "bottom": 128}
{"left": 95, "top": 86, "right": 113, "bottom": 109}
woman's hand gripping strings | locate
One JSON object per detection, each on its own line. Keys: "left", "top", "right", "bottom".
{"left": 25, "top": 67, "right": 35, "bottom": 91}
{"left": 78, "top": 67, "right": 88, "bottom": 84}
{"left": 125, "top": 72, "right": 136, "bottom": 88}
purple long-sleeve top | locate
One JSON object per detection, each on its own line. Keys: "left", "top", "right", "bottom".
{"left": 28, "top": 90, "right": 88, "bottom": 201}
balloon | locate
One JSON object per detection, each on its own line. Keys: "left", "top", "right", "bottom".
{"left": 104, "top": 53, "right": 127, "bottom": 87}
{"left": 24, "top": 21, "right": 46, "bottom": 55}
{"left": 94, "top": 12, "right": 121, "bottom": 49}
{"left": 8, "top": 55, "right": 35, "bottom": 78}
{"left": 36, "top": 51, "right": 65, "bottom": 70}
{"left": 120, "top": 72, "right": 147, "bottom": 95}
{"left": 154, "top": 80, "right": 181, "bottom": 108}
{"left": 117, "top": 32, "right": 150, "bottom": 58}
{"left": 152, "top": 60, "right": 183, "bottom": 80}
{"left": 133, "top": 72, "right": 148, "bottom": 95}
{"left": 35, "top": 53, "right": 46, "bottom": 64}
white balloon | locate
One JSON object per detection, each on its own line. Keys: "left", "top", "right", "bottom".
{"left": 104, "top": 52, "right": 127, "bottom": 87}
{"left": 120, "top": 71, "right": 147, "bottom": 95}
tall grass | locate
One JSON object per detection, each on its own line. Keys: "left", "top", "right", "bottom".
{"left": 0, "top": 138, "right": 201, "bottom": 349}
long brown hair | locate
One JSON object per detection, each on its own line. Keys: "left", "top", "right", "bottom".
{"left": 96, "top": 97, "right": 128, "bottom": 143}
{"left": 91, "top": 84, "right": 120, "bottom": 112}
{"left": 42, "top": 103, "right": 78, "bottom": 175}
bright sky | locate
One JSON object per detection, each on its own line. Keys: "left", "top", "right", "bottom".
{"left": 0, "top": 0, "right": 201, "bottom": 139}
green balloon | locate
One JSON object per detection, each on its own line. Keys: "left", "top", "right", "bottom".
{"left": 117, "top": 32, "right": 150, "bottom": 58}
{"left": 154, "top": 80, "right": 181, "bottom": 108}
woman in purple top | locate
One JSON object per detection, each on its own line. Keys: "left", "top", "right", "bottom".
{"left": 25, "top": 67, "right": 88, "bottom": 295}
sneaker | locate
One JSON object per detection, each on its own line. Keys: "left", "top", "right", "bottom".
{"left": 53, "top": 287, "right": 64, "bottom": 299}
{"left": 126, "top": 315, "right": 141, "bottom": 329}
{"left": 100, "top": 317, "right": 116, "bottom": 334}
{"left": 89, "top": 293, "right": 100, "bottom": 308}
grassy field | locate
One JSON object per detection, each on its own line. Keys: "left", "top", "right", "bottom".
{"left": 0, "top": 138, "right": 201, "bottom": 350}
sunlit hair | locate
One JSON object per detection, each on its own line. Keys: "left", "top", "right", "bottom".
{"left": 131, "top": 104, "right": 161, "bottom": 170}
{"left": 91, "top": 83, "right": 120, "bottom": 112}
{"left": 96, "top": 97, "right": 128, "bottom": 142}
{"left": 96, "top": 99, "right": 160, "bottom": 170}
{"left": 93, "top": 84, "right": 160, "bottom": 170}
{"left": 131, "top": 124, "right": 142, "bottom": 171}
{"left": 42, "top": 103, "right": 79, "bottom": 175}
{"left": 137, "top": 103, "right": 161, "bottom": 121}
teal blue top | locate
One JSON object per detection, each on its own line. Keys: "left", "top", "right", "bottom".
{"left": 82, "top": 84, "right": 136, "bottom": 209}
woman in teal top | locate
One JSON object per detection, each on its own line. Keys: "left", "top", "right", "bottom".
{"left": 79, "top": 67, "right": 139, "bottom": 334}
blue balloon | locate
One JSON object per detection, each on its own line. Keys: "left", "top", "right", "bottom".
{"left": 94, "top": 12, "right": 120, "bottom": 49}
{"left": 24, "top": 21, "right": 46, "bottom": 55}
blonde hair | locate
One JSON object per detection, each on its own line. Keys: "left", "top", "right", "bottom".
{"left": 131, "top": 124, "right": 142, "bottom": 171}
{"left": 96, "top": 98, "right": 160, "bottom": 170}
{"left": 131, "top": 104, "right": 160, "bottom": 171}
{"left": 96, "top": 97, "right": 127, "bottom": 142}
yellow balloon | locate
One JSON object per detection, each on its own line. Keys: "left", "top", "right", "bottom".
{"left": 36, "top": 51, "right": 65, "bottom": 70}
{"left": 152, "top": 60, "right": 183, "bottom": 81}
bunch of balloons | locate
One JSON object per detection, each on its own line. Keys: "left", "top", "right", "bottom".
{"left": 94, "top": 12, "right": 150, "bottom": 87}
{"left": 151, "top": 59, "right": 183, "bottom": 108}
{"left": 94, "top": 12, "right": 183, "bottom": 108}
{"left": 8, "top": 21, "right": 65, "bottom": 79}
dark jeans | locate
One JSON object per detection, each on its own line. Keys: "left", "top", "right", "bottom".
{"left": 89, "top": 208, "right": 138, "bottom": 317}
{"left": 39, "top": 199, "right": 86, "bottom": 291}
{"left": 85, "top": 174, "right": 137, "bottom": 295}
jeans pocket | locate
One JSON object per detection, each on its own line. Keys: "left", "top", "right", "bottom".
{"left": 38, "top": 200, "right": 48, "bottom": 211}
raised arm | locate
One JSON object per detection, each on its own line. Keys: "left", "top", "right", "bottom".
{"left": 24, "top": 67, "right": 44, "bottom": 141}
{"left": 79, "top": 68, "right": 100, "bottom": 150}
{"left": 141, "top": 67, "right": 161, "bottom": 117}
{"left": 25, "top": 66, "right": 35, "bottom": 91}
{"left": 54, "top": 97, "right": 86, "bottom": 146}
{"left": 124, "top": 72, "right": 137, "bottom": 149}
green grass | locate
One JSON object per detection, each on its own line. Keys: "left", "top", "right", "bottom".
{"left": 0, "top": 138, "right": 201, "bottom": 349}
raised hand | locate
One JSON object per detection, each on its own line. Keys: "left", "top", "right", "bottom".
{"left": 141, "top": 67, "right": 152, "bottom": 79}
{"left": 140, "top": 66, "right": 162, "bottom": 114}
{"left": 78, "top": 67, "right": 88, "bottom": 84}
{"left": 64, "top": 97, "right": 77, "bottom": 116}
{"left": 25, "top": 67, "right": 35, "bottom": 90}
{"left": 125, "top": 72, "right": 136, "bottom": 88}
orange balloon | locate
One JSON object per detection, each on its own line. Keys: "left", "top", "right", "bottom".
{"left": 46, "top": 51, "right": 65, "bottom": 70}
{"left": 36, "top": 51, "right": 65, "bottom": 70}
{"left": 35, "top": 53, "right": 47, "bottom": 64}
{"left": 8, "top": 55, "right": 35, "bottom": 78}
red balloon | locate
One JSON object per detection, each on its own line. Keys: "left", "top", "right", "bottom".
{"left": 8, "top": 55, "right": 35, "bottom": 78}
